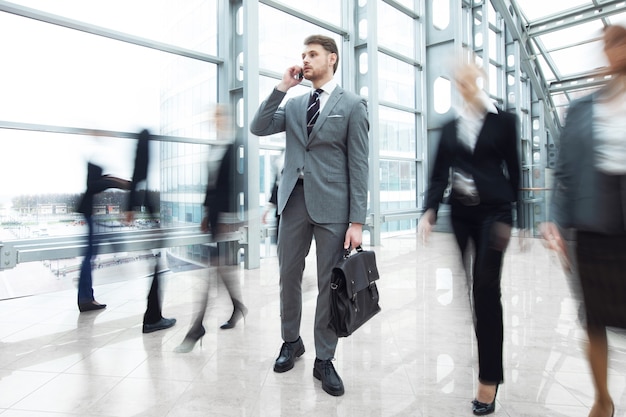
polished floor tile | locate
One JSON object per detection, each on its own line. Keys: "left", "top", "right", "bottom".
{"left": 1, "top": 231, "right": 625, "bottom": 416}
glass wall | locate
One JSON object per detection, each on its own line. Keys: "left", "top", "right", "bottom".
{"left": 374, "top": 0, "right": 423, "bottom": 234}
{"left": 0, "top": 0, "right": 222, "bottom": 297}
{"left": 0, "top": 0, "right": 430, "bottom": 298}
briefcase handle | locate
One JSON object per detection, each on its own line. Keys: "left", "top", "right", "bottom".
{"left": 343, "top": 245, "right": 364, "bottom": 259}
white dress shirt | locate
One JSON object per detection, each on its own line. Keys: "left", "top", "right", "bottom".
{"left": 455, "top": 90, "right": 498, "bottom": 152}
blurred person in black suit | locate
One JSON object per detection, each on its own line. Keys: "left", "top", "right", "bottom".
{"left": 418, "top": 61, "right": 523, "bottom": 415}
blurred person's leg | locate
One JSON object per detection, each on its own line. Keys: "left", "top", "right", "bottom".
{"left": 143, "top": 260, "right": 162, "bottom": 324}
{"left": 78, "top": 216, "right": 95, "bottom": 304}
{"left": 142, "top": 257, "right": 176, "bottom": 333}
{"left": 141, "top": 204, "right": 176, "bottom": 333}
{"left": 472, "top": 209, "right": 510, "bottom": 393}
{"left": 215, "top": 241, "right": 247, "bottom": 329}
{"left": 587, "top": 325, "right": 613, "bottom": 417}
{"left": 78, "top": 216, "right": 106, "bottom": 312}
{"left": 453, "top": 206, "right": 509, "bottom": 404}
{"left": 576, "top": 231, "right": 625, "bottom": 417}
{"left": 174, "top": 259, "right": 210, "bottom": 353}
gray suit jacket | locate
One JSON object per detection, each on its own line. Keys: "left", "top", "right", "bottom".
{"left": 251, "top": 87, "right": 369, "bottom": 224}
{"left": 550, "top": 92, "right": 626, "bottom": 234}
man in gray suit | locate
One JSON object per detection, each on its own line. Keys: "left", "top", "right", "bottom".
{"left": 251, "top": 34, "right": 369, "bottom": 396}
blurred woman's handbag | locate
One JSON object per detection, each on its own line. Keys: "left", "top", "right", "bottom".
{"left": 330, "top": 246, "right": 381, "bottom": 337}
{"left": 452, "top": 168, "right": 480, "bottom": 206}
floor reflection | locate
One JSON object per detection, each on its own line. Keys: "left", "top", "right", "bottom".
{"left": 0, "top": 232, "right": 623, "bottom": 416}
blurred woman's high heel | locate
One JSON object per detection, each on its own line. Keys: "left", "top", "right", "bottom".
{"left": 174, "top": 325, "right": 206, "bottom": 353}
{"left": 220, "top": 303, "right": 248, "bottom": 330}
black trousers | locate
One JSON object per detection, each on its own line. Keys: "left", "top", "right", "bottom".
{"left": 451, "top": 202, "right": 512, "bottom": 385}
{"left": 142, "top": 202, "right": 164, "bottom": 325}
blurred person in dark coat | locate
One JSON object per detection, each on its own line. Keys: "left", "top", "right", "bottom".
{"left": 125, "top": 129, "right": 176, "bottom": 333}
{"left": 418, "top": 60, "right": 523, "bottom": 415}
{"left": 261, "top": 149, "right": 284, "bottom": 242}
{"left": 541, "top": 25, "right": 626, "bottom": 417}
{"left": 76, "top": 135, "right": 131, "bottom": 312}
{"left": 174, "top": 105, "right": 247, "bottom": 353}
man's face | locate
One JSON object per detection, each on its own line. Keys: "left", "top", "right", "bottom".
{"left": 301, "top": 43, "right": 336, "bottom": 81}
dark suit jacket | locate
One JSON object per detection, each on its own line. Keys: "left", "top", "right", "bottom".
{"left": 424, "top": 109, "right": 522, "bottom": 226}
{"left": 127, "top": 129, "right": 151, "bottom": 212}
{"left": 77, "top": 163, "right": 131, "bottom": 217}
{"left": 203, "top": 143, "right": 235, "bottom": 234}
{"left": 550, "top": 93, "right": 626, "bottom": 234}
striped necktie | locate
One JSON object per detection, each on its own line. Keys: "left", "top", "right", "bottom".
{"left": 306, "top": 88, "right": 323, "bottom": 136}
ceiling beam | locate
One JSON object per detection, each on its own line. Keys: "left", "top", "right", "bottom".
{"left": 490, "top": 0, "right": 560, "bottom": 137}
{"left": 549, "top": 70, "right": 609, "bottom": 93}
{"left": 527, "top": 0, "right": 626, "bottom": 37}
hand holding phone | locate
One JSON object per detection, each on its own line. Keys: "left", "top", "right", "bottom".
{"left": 297, "top": 70, "right": 304, "bottom": 80}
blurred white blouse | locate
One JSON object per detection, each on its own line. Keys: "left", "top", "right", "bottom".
{"left": 594, "top": 88, "right": 626, "bottom": 175}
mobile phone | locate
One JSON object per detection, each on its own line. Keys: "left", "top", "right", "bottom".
{"left": 297, "top": 70, "right": 304, "bottom": 80}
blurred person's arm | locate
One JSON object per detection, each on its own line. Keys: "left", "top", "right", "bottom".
{"left": 417, "top": 209, "right": 436, "bottom": 245}
{"left": 539, "top": 222, "right": 571, "bottom": 272}
{"left": 418, "top": 121, "right": 455, "bottom": 244}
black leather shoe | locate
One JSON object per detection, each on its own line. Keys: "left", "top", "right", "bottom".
{"left": 142, "top": 317, "right": 176, "bottom": 333}
{"left": 313, "top": 358, "right": 344, "bottom": 396}
{"left": 273, "top": 337, "right": 305, "bottom": 373}
{"left": 472, "top": 385, "right": 498, "bottom": 415}
{"left": 78, "top": 301, "right": 107, "bottom": 312}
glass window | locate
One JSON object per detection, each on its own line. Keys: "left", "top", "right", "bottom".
{"left": 0, "top": 130, "right": 134, "bottom": 197}
{"left": 1, "top": 12, "right": 218, "bottom": 136}
{"left": 489, "top": 29, "right": 498, "bottom": 62}
{"left": 258, "top": 4, "right": 340, "bottom": 75}
{"left": 379, "top": 159, "right": 416, "bottom": 204}
{"left": 378, "top": 53, "right": 416, "bottom": 108}
{"left": 379, "top": 106, "right": 416, "bottom": 156}
{"left": 432, "top": 0, "right": 450, "bottom": 30}
{"left": 271, "top": 0, "right": 341, "bottom": 26}
{"left": 377, "top": 0, "right": 415, "bottom": 58}
{"left": 10, "top": 0, "right": 219, "bottom": 54}
{"left": 548, "top": 41, "right": 606, "bottom": 77}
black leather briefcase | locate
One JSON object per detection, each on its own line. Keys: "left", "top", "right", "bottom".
{"left": 329, "top": 246, "right": 381, "bottom": 337}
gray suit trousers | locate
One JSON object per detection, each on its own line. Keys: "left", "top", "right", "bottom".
{"left": 278, "top": 182, "right": 346, "bottom": 360}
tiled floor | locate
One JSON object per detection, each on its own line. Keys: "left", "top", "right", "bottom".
{"left": 0, "top": 231, "right": 624, "bottom": 416}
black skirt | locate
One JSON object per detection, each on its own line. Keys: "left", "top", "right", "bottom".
{"left": 576, "top": 231, "right": 626, "bottom": 328}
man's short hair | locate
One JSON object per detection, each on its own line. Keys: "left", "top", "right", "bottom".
{"left": 304, "top": 35, "right": 339, "bottom": 74}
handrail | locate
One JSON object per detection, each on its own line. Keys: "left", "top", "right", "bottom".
{"left": 381, "top": 209, "right": 421, "bottom": 222}
{"left": 0, "top": 226, "right": 243, "bottom": 270}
